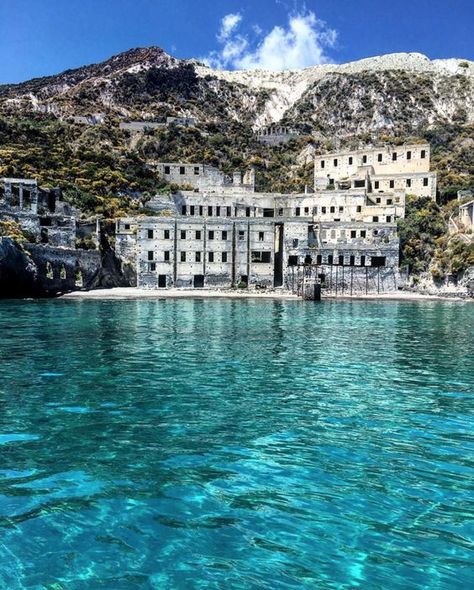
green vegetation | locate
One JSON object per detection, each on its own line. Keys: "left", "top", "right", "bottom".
{"left": 0, "top": 219, "right": 32, "bottom": 242}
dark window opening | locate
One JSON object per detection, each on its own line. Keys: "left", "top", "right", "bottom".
{"left": 263, "top": 208, "right": 274, "bottom": 217}
{"left": 316, "top": 254, "right": 322, "bottom": 265}
{"left": 338, "top": 255, "right": 344, "bottom": 266}
{"left": 208, "top": 230, "right": 214, "bottom": 240}
{"left": 238, "top": 231, "right": 245, "bottom": 241}
{"left": 150, "top": 263, "right": 156, "bottom": 272}
{"left": 293, "top": 238, "right": 299, "bottom": 248}
{"left": 158, "top": 275, "right": 167, "bottom": 288}
{"left": 423, "top": 177, "right": 429, "bottom": 187}
{"left": 350, "top": 255, "right": 355, "bottom": 266}
{"left": 190, "top": 206, "right": 195, "bottom": 216}
{"left": 208, "top": 252, "right": 214, "bottom": 263}
{"left": 390, "top": 180, "right": 395, "bottom": 189}
{"left": 222, "top": 231, "right": 228, "bottom": 240}
{"left": 148, "top": 229, "right": 154, "bottom": 239}
{"left": 351, "top": 230, "right": 357, "bottom": 238}
{"left": 259, "top": 231, "right": 265, "bottom": 241}
{"left": 373, "top": 216, "right": 379, "bottom": 222}
{"left": 362, "top": 155, "right": 367, "bottom": 164}
{"left": 164, "top": 229, "right": 170, "bottom": 239}
{"left": 304, "top": 255, "right": 312, "bottom": 265}
{"left": 181, "top": 205, "right": 187, "bottom": 215}
{"left": 421, "top": 150, "right": 426, "bottom": 159}
{"left": 194, "top": 167, "right": 200, "bottom": 175}
{"left": 195, "top": 230, "right": 201, "bottom": 240}
{"left": 180, "top": 166, "right": 185, "bottom": 175}
{"left": 321, "top": 160, "right": 325, "bottom": 169}
{"left": 195, "top": 252, "right": 201, "bottom": 262}
{"left": 208, "top": 206, "right": 213, "bottom": 216}
{"left": 222, "top": 252, "right": 228, "bottom": 263}
{"left": 354, "top": 180, "right": 365, "bottom": 188}
{"left": 164, "top": 165, "right": 170, "bottom": 174}
{"left": 328, "top": 254, "right": 334, "bottom": 265}
{"left": 288, "top": 255, "right": 298, "bottom": 266}
{"left": 226, "top": 206, "right": 231, "bottom": 217}
{"left": 216, "top": 206, "right": 221, "bottom": 217}
{"left": 180, "top": 230, "right": 186, "bottom": 240}
{"left": 194, "top": 275, "right": 204, "bottom": 288}
{"left": 392, "top": 153, "right": 397, "bottom": 161}
{"left": 374, "top": 181, "right": 379, "bottom": 189}
{"left": 246, "top": 207, "right": 251, "bottom": 217}
{"left": 180, "top": 252, "right": 186, "bottom": 262}
{"left": 333, "top": 158, "right": 338, "bottom": 167}
{"left": 360, "top": 256, "right": 366, "bottom": 266}
{"left": 371, "top": 256, "right": 386, "bottom": 267}
{"left": 407, "top": 151, "right": 412, "bottom": 160}
{"left": 148, "top": 251, "right": 154, "bottom": 261}
{"left": 378, "top": 153, "right": 383, "bottom": 162}
{"left": 349, "top": 156, "right": 353, "bottom": 165}
{"left": 295, "top": 207, "right": 301, "bottom": 216}
{"left": 251, "top": 251, "right": 271, "bottom": 263}
{"left": 164, "top": 251, "right": 170, "bottom": 262}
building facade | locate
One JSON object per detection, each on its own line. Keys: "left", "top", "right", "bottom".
{"left": 314, "top": 143, "right": 437, "bottom": 199}
{"left": 116, "top": 153, "right": 406, "bottom": 294}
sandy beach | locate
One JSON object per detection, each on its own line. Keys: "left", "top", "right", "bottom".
{"left": 59, "top": 287, "right": 472, "bottom": 302}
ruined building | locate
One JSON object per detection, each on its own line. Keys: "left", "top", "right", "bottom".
{"left": 314, "top": 143, "right": 437, "bottom": 199}
{"left": 116, "top": 146, "right": 417, "bottom": 294}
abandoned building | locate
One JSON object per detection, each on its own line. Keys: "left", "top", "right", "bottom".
{"left": 314, "top": 143, "right": 437, "bottom": 199}
{"left": 116, "top": 148, "right": 408, "bottom": 294}
{"left": 256, "top": 126, "right": 301, "bottom": 146}
{"left": 149, "top": 163, "right": 256, "bottom": 192}
{"left": 459, "top": 198, "right": 474, "bottom": 231}
{"left": 0, "top": 178, "right": 102, "bottom": 293}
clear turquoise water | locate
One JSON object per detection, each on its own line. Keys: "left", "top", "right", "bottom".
{"left": 0, "top": 299, "right": 473, "bottom": 590}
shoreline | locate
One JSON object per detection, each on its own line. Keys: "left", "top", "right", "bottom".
{"left": 59, "top": 287, "right": 473, "bottom": 302}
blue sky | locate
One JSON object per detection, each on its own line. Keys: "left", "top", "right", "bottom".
{"left": 1, "top": 0, "right": 474, "bottom": 83}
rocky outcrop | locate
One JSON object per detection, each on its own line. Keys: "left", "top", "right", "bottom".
{"left": 0, "top": 238, "right": 40, "bottom": 298}
{"left": 405, "top": 267, "right": 474, "bottom": 299}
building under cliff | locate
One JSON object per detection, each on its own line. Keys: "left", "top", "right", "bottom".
{"left": 116, "top": 144, "right": 428, "bottom": 295}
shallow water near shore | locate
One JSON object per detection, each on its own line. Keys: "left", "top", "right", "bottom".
{"left": 0, "top": 299, "right": 473, "bottom": 589}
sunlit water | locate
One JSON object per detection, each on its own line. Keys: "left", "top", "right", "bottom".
{"left": 0, "top": 299, "right": 473, "bottom": 589}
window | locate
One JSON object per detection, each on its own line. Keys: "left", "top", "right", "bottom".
{"left": 208, "top": 206, "right": 213, "bottom": 216}
{"left": 374, "top": 181, "right": 379, "bottom": 189}
{"left": 349, "top": 156, "right": 353, "bottom": 165}
{"left": 263, "top": 208, "right": 274, "bottom": 217}
{"left": 195, "top": 230, "right": 201, "bottom": 240}
{"left": 322, "top": 207, "right": 327, "bottom": 214}
{"left": 164, "top": 165, "right": 170, "bottom": 174}
{"left": 387, "top": 199, "right": 393, "bottom": 205}
{"left": 339, "top": 206, "right": 344, "bottom": 212}
{"left": 180, "top": 252, "right": 186, "bottom": 262}
{"left": 288, "top": 255, "right": 298, "bottom": 266}
{"left": 195, "top": 252, "right": 201, "bottom": 263}
{"left": 259, "top": 231, "right": 264, "bottom": 241}
{"left": 124, "top": 224, "right": 130, "bottom": 230}
{"left": 407, "top": 151, "right": 412, "bottom": 160}
{"left": 354, "top": 180, "right": 365, "bottom": 188}
{"left": 361, "top": 230, "right": 366, "bottom": 238}
{"left": 278, "top": 208, "right": 284, "bottom": 216}
{"left": 333, "top": 158, "right": 338, "bottom": 167}
{"left": 406, "top": 179, "right": 412, "bottom": 188}
{"left": 208, "top": 252, "right": 214, "bottom": 262}
{"left": 208, "top": 230, "right": 214, "bottom": 240}
{"left": 390, "top": 180, "right": 395, "bottom": 189}
{"left": 351, "top": 230, "right": 357, "bottom": 238}
{"left": 246, "top": 207, "right": 251, "bottom": 217}
{"left": 423, "top": 177, "right": 429, "bottom": 187}
{"left": 386, "top": 216, "right": 392, "bottom": 223}
{"left": 378, "top": 153, "right": 383, "bottom": 162}
{"left": 147, "top": 229, "right": 154, "bottom": 239}
{"left": 328, "top": 254, "right": 334, "bottom": 265}
{"left": 373, "top": 216, "right": 379, "bottom": 222}
{"left": 199, "top": 206, "right": 203, "bottom": 216}
{"left": 392, "top": 152, "right": 397, "bottom": 161}
{"left": 180, "top": 166, "right": 185, "bottom": 175}
{"left": 227, "top": 207, "right": 231, "bottom": 217}
{"left": 194, "top": 166, "right": 200, "bottom": 175}
{"left": 150, "top": 262, "right": 156, "bottom": 272}
{"left": 350, "top": 255, "right": 355, "bottom": 266}
{"left": 316, "top": 254, "right": 322, "bottom": 265}
{"left": 148, "top": 251, "right": 154, "bottom": 261}
{"left": 158, "top": 275, "right": 167, "bottom": 288}
{"left": 295, "top": 207, "right": 301, "bottom": 216}
{"left": 181, "top": 230, "right": 186, "bottom": 240}
{"left": 181, "top": 205, "right": 187, "bottom": 215}
{"left": 222, "top": 252, "right": 228, "bottom": 263}
{"left": 164, "top": 229, "right": 170, "bottom": 239}
{"left": 376, "top": 198, "right": 381, "bottom": 204}
{"left": 216, "top": 206, "right": 221, "bottom": 217}
{"left": 421, "top": 150, "right": 426, "bottom": 159}
{"left": 362, "top": 155, "right": 367, "bottom": 164}
{"left": 321, "top": 160, "right": 325, "bottom": 169}
{"left": 293, "top": 239, "right": 299, "bottom": 248}
{"left": 164, "top": 251, "right": 170, "bottom": 262}
{"left": 304, "top": 207, "right": 309, "bottom": 215}
{"left": 371, "top": 256, "right": 386, "bottom": 267}
{"left": 357, "top": 205, "right": 362, "bottom": 213}
{"left": 222, "top": 231, "right": 228, "bottom": 240}
{"left": 238, "top": 231, "right": 245, "bottom": 241}
{"left": 252, "top": 251, "right": 271, "bottom": 263}
{"left": 190, "top": 205, "right": 195, "bottom": 216}
{"left": 330, "top": 206, "right": 335, "bottom": 214}
{"left": 360, "top": 255, "right": 366, "bottom": 266}
{"left": 338, "top": 255, "right": 344, "bottom": 266}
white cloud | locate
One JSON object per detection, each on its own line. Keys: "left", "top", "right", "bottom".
{"left": 218, "top": 13, "right": 243, "bottom": 42}
{"left": 204, "top": 11, "right": 337, "bottom": 71}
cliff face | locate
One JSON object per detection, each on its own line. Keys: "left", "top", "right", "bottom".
{"left": 1, "top": 49, "right": 473, "bottom": 135}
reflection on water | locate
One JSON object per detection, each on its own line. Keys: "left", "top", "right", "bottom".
{"left": 0, "top": 299, "right": 473, "bottom": 589}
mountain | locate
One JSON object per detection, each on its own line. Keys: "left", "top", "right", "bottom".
{"left": 1, "top": 48, "right": 473, "bottom": 135}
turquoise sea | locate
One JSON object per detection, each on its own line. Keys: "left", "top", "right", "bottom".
{"left": 0, "top": 299, "right": 473, "bottom": 589}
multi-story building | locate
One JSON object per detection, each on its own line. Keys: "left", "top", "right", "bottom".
{"left": 314, "top": 143, "right": 437, "bottom": 199}
{"left": 116, "top": 153, "right": 407, "bottom": 294}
